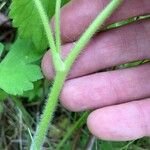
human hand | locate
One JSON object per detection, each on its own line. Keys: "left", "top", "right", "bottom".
{"left": 42, "top": 0, "right": 150, "bottom": 141}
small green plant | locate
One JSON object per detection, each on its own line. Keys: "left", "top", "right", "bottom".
{"left": 1, "top": 0, "right": 123, "bottom": 149}
{"left": 30, "top": 0, "right": 123, "bottom": 149}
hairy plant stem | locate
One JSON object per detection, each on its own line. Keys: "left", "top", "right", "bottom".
{"left": 31, "top": 71, "right": 67, "bottom": 150}
{"left": 65, "top": 0, "right": 123, "bottom": 70}
{"left": 33, "top": 0, "right": 64, "bottom": 71}
{"left": 55, "top": 0, "right": 61, "bottom": 54}
{"left": 31, "top": 0, "right": 123, "bottom": 149}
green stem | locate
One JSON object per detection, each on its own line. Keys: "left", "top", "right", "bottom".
{"left": 56, "top": 111, "right": 89, "bottom": 150}
{"left": 33, "top": 0, "right": 64, "bottom": 71}
{"left": 55, "top": 0, "right": 61, "bottom": 53}
{"left": 31, "top": 0, "right": 123, "bottom": 149}
{"left": 65, "top": 0, "right": 123, "bottom": 70}
{"left": 30, "top": 71, "right": 67, "bottom": 150}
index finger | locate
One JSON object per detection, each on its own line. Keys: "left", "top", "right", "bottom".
{"left": 52, "top": 0, "right": 150, "bottom": 43}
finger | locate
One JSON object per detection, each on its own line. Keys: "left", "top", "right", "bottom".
{"left": 60, "top": 63, "right": 150, "bottom": 111}
{"left": 87, "top": 99, "right": 150, "bottom": 141}
{"left": 42, "top": 20, "right": 150, "bottom": 80}
{"left": 53, "top": 0, "right": 150, "bottom": 43}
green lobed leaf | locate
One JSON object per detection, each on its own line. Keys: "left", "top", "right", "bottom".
{"left": 9, "top": 0, "right": 70, "bottom": 52}
{"left": 0, "top": 39, "right": 43, "bottom": 95}
{"left": 23, "top": 81, "right": 43, "bottom": 101}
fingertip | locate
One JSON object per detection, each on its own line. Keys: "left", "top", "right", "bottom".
{"left": 87, "top": 109, "right": 117, "bottom": 141}
{"left": 87, "top": 101, "right": 150, "bottom": 141}
{"left": 41, "top": 51, "right": 55, "bottom": 80}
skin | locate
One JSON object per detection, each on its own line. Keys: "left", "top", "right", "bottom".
{"left": 42, "top": 0, "right": 150, "bottom": 141}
